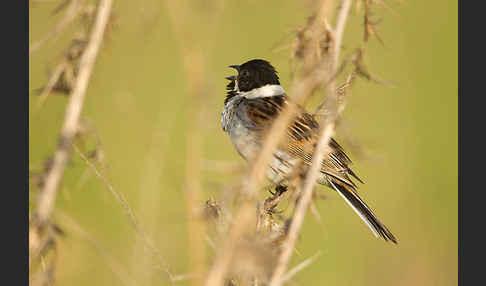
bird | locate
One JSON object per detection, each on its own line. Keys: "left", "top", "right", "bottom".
{"left": 221, "top": 59, "right": 397, "bottom": 244}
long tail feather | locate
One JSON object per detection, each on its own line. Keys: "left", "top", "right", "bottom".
{"left": 328, "top": 179, "right": 398, "bottom": 244}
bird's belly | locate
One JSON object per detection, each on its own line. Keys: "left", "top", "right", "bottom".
{"left": 226, "top": 123, "right": 298, "bottom": 185}
{"left": 223, "top": 102, "right": 327, "bottom": 186}
{"left": 266, "top": 150, "right": 300, "bottom": 185}
{"left": 227, "top": 122, "right": 261, "bottom": 160}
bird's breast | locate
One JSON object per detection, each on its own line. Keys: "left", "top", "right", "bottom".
{"left": 222, "top": 98, "right": 261, "bottom": 160}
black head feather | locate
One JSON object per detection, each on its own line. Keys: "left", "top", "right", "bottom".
{"left": 233, "top": 59, "right": 280, "bottom": 92}
{"left": 224, "top": 75, "right": 237, "bottom": 105}
{"left": 224, "top": 59, "right": 280, "bottom": 105}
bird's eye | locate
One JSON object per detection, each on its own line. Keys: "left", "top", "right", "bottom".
{"left": 240, "top": 70, "right": 250, "bottom": 77}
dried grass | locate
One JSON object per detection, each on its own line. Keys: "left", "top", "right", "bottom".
{"left": 29, "top": 0, "right": 397, "bottom": 285}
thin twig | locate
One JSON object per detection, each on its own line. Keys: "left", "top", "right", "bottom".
{"left": 30, "top": 0, "right": 82, "bottom": 55}
{"left": 73, "top": 146, "right": 174, "bottom": 282}
{"left": 313, "top": 58, "right": 349, "bottom": 114}
{"left": 332, "top": 0, "right": 352, "bottom": 68}
{"left": 56, "top": 211, "right": 140, "bottom": 286}
{"left": 36, "top": 59, "right": 69, "bottom": 107}
{"left": 256, "top": 188, "right": 292, "bottom": 233}
{"left": 128, "top": 109, "right": 173, "bottom": 285}
{"left": 281, "top": 251, "right": 322, "bottom": 284}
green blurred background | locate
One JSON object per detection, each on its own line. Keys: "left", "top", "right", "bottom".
{"left": 29, "top": 0, "right": 457, "bottom": 285}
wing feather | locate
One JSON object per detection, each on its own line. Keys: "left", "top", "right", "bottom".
{"left": 243, "top": 94, "right": 363, "bottom": 188}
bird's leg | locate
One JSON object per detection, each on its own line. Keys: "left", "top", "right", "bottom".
{"left": 275, "top": 185, "right": 288, "bottom": 196}
{"left": 264, "top": 185, "right": 288, "bottom": 214}
{"left": 268, "top": 185, "right": 287, "bottom": 196}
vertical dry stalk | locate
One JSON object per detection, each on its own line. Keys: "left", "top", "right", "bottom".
{"left": 332, "top": 0, "right": 352, "bottom": 70}
{"left": 167, "top": 1, "right": 225, "bottom": 284}
{"left": 268, "top": 1, "right": 352, "bottom": 285}
{"left": 183, "top": 50, "right": 207, "bottom": 286}
{"left": 32, "top": 0, "right": 113, "bottom": 231}
{"left": 166, "top": 0, "right": 207, "bottom": 282}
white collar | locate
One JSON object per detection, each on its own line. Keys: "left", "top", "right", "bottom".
{"left": 239, "top": 84, "right": 285, "bottom": 99}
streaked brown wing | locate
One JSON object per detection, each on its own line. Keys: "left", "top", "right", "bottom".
{"left": 244, "top": 95, "right": 363, "bottom": 188}
{"left": 245, "top": 95, "right": 288, "bottom": 130}
{"left": 244, "top": 95, "right": 316, "bottom": 141}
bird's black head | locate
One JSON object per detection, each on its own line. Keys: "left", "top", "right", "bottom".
{"left": 229, "top": 59, "right": 280, "bottom": 92}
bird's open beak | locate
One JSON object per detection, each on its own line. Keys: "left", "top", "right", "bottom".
{"left": 228, "top": 65, "right": 240, "bottom": 71}
{"left": 225, "top": 75, "right": 236, "bottom": 81}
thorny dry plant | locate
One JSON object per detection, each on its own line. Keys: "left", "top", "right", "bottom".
{"left": 29, "top": 0, "right": 397, "bottom": 285}
{"left": 29, "top": 0, "right": 115, "bottom": 284}
{"left": 204, "top": 1, "right": 398, "bottom": 286}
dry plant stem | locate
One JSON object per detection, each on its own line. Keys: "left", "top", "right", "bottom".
{"left": 34, "top": 0, "right": 113, "bottom": 226}
{"left": 205, "top": 2, "right": 341, "bottom": 285}
{"left": 313, "top": 0, "right": 351, "bottom": 115}
{"left": 73, "top": 146, "right": 174, "bottom": 281}
{"left": 281, "top": 251, "right": 322, "bottom": 284}
{"left": 268, "top": 123, "right": 336, "bottom": 286}
{"left": 37, "top": 60, "right": 68, "bottom": 107}
{"left": 183, "top": 51, "right": 207, "bottom": 286}
{"left": 256, "top": 189, "right": 292, "bottom": 233}
{"left": 332, "top": 0, "right": 352, "bottom": 68}
{"left": 30, "top": 0, "right": 82, "bottom": 55}
{"left": 268, "top": 1, "right": 351, "bottom": 285}
{"left": 166, "top": 2, "right": 206, "bottom": 283}
{"left": 205, "top": 202, "right": 256, "bottom": 286}
{"left": 56, "top": 211, "right": 140, "bottom": 286}
{"left": 130, "top": 111, "right": 172, "bottom": 285}
{"left": 166, "top": 1, "right": 225, "bottom": 284}
{"left": 263, "top": 189, "right": 291, "bottom": 214}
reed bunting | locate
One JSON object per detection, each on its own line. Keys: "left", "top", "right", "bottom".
{"left": 221, "top": 59, "right": 397, "bottom": 244}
